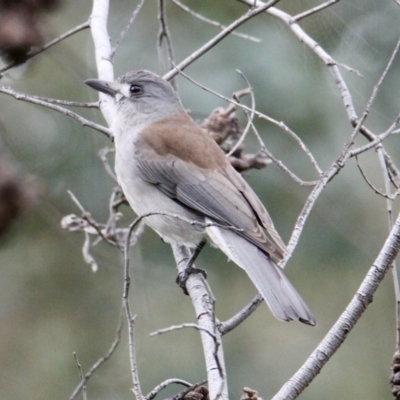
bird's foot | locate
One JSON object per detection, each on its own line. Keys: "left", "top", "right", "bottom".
{"left": 176, "top": 265, "right": 207, "bottom": 295}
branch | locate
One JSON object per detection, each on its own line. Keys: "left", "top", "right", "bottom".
{"left": 173, "top": 66, "right": 320, "bottom": 185}
{"left": 157, "top": 0, "right": 176, "bottom": 82}
{"left": 69, "top": 312, "right": 124, "bottom": 400}
{"left": 124, "top": 221, "right": 143, "bottom": 400}
{"left": 111, "top": 0, "right": 146, "bottom": 59}
{"left": 170, "top": 0, "right": 261, "bottom": 43}
{"left": 73, "top": 353, "right": 88, "bottom": 400}
{"left": 237, "top": 0, "right": 400, "bottom": 189}
{"left": 171, "top": 244, "right": 228, "bottom": 400}
{"left": 376, "top": 147, "right": 400, "bottom": 351}
{"left": 163, "top": 0, "right": 281, "bottom": 81}
{"left": 0, "top": 21, "right": 90, "bottom": 74}
{"left": 0, "top": 86, "right": 112, "bottom": 139}
{"left": 218, "top": 295, "right": 264, "bottom": 335}
{"left": 272, "top": 210, "right": 400, "bottom": 400}
{"left": 145, "top": 379, "right": 193, "bottom": 400}
{"left": 292, "top": 0, "right": 340, "bottom": 22}
{"left": 88, "top": 0, "right": 115, "bottom": 126}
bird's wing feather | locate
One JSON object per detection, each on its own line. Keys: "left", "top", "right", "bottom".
{"left": 135, "top": 151, "right": 285, "bottom": 259}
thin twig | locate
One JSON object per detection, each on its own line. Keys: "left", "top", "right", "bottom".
{"left": 145, "top": 379, "right": 193, "bottom": 400}
{"left": 273, "top": 210, "right": 400, "bottom": 400}
{"left": 12, "top": 94, "right": 99, "bottom": 108}
{"left": 350, "top": 110, "right": 400, "bottom": 157}
{"left": 165, "top": 380, "right": 208, "bottom": 400}
{"left": 345, "top": 33, "right": 400, "bottom": 155}
{"left": 73, "top": 353, "right": 88, "bottom": 400}
{"left": 98, "top": 147, "right": 117, "bottom": 181}
{"left": 355, "top": 156, "right": 399, "bottom": 200}
{"left": 173, "top": 65, "right": 320, "bottom": 184}
{"left": 111, "top": 0, "right": 146, "bottom": 59}
{"left": 170, "top": 0, "right": 261, "bottom": 42}
{"left": 0, "top": 86, "right": 112, "bottom": 139}
{"left": 124, "top": 221, "right": 143, "bottom": 400}
{"left": 69, "top": 312, "right": 124, "bottom": 400}
{"left": 238, "top": 0, "right": 400, "bottom": 187}
{"left": 226, "top": 70, "right": 256, "bottom": 157}
{"left": 218, "top": 295, "right": 263, "bottom": 335}
{"left": 68, "top": 190, "right": 115, "bottom": 246}
{"left": 158, "top": 0, "right": 176, "bottom": 85}
{"left": 377, "top": 147, "right": 400, "bottom": 351}
{"left": 150, "top": 323, "right": 217, "bottom": 340}
{"left": 163, "top": 0, "right": 281, "bottom": 81}
{"left": 0, "top": 21, "right": 90, "bottom": 74}
{"left": 292, "top": 0, "right": 340, "bottom": 22}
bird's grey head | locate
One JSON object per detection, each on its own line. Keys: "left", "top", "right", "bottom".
{"left": 85, "top": 70, "right": 182, "bottom": 119}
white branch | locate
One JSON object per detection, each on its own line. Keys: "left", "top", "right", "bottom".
{"left": 171, "top": 245, "right": 228, "bottom": 400}
{"left": 273, "top": 210, "right": 400, "bottom": 400}
{"left": 89, "top": 0, "right": 115, "bottom": 126}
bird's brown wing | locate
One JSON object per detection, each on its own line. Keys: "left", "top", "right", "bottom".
{"left": 135, "top": 119, "right": 287, "bottom": 260}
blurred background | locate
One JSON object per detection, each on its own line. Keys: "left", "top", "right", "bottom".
{"left": 0, "top": 0, "right": 400, "bottom": 399}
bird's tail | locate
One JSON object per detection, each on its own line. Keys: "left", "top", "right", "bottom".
{"left": 206, "top": 224, "right": 316, "bottom": 326}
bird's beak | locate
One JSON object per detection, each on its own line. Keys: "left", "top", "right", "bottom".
{"left": 85, "top": 79, "right": 120, "bottom": 97}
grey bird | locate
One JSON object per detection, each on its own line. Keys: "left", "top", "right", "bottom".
{"left": 85, "top": 70, "right": 316, "bottom": 326}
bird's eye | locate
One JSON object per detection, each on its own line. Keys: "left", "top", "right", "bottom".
{"left": 129, "top": 84, "right": 142, "bottom": 95}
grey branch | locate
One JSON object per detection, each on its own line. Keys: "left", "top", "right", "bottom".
{"left": 171, "top": 244, "right": 228, "bottom": 400}
{"left": 218, "top": 295, "right": 264, "bottom": 335}
{"left": 164, "top": 0, "right": 281, "bottom": 81}
{"left": 273, "top": 210, "right": 400, "bottom": 400}
{"left": 0, "top": 21, "right": 90, "bottom": 74}
{"left": 145, "top": 379, "right": 195, "bottom": 400}
{"left": 293, "top": 0, "right": 340, "bottom": 22}
{"left": 69, "top": 313, "right": 124, "bottom": 400}
{"left": 111, "top": 0, "right": 146, "bottom": 59}
{"left": 173, "top": 66, "right": 320, "bottom": 184}
{"left": 171, "top": 0, "right": 261, "bottom": 42}
{"left": 123, "top": 221, "right": 143, "bottom": 400}
{"left": 0, "top": 86, "right": 112, "bottom": 139}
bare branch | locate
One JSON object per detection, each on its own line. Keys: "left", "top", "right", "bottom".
{"left": 226, "top": 70, "right": 256, "bottom": 157}
{"left": 292, "top": 0, "right": 340, "bottom": 22}
{"left": 350, "top": 110, "right": 400, "bottom": 157}
{"left": 355, "top": 156, "right": 399, "bottom": 200}
{"left": 111, "top": 0, "right": 146, "bottom": 59}
{"left": 345, "top": 33, "right": 400, "bottom": 154}
{"left": 98, "top": 147, "right": 117, "bottom": 181}
{"left": 158, "top": 0, "right": 176, "bottom": 86}
{"left": 150, "top": 323, "right": 218, "bottom": 340}
{"left": 0, "top": 21, "right": 90, "bottom": 74}
{"left": 69, "top": 313, "right": 124, "bottom": 400}
{"left": 273, "top": 210, "right": 400, "bottom": 400}
{"left": 173, "top": 66, "right": 320, "bottom": 184}
{"left": 10, "top": 94, "right": 99, "bottom": 108}
{"left": 123, "top": 221, "right": 143, "bottom": 400}
{"left": 88, "top": 0, "right": 115, "bottom": 125}
{"left": 377, "top": 147, "right": 400, "bottom": 351}
{"left": 0, "top": 86, "right": 112, "bottom": 139}
{"left": 218, "top": 295, "right": 263, "bottom": 335}
{"left": 238, "top": 0, "right": 400, "bottom": 188}
{"left": 145, "top": 379, "right": 193, "bottom": 400}
{"left": 73, "top": 353, "right": 88, "bottom": 400}
{"left": 171, "top": 244, "right": 228, "bottom": 400}
{"left": 163, "top": 0, "right": 281, "bottom": 81}
{"left": 166, "top": 382, "right": 209, "bottom": 400}
{"left": 170, "top": 0, "right": 261, "bottom": 42}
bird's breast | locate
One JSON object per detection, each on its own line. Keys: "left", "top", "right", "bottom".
{"left": 113, "top": 126, "right": 205, "bottom": 247}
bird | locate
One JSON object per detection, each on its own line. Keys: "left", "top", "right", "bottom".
{"left": 85, "top": 70, "right": 316, "bottom": 326}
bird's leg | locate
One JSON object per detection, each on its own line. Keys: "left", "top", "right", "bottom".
{"left": 176, "top": 239, "right": 207, "bottom": 295}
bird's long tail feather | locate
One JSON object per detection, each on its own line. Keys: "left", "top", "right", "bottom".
{"left": 206, "top": 224, "right": 316, "bottom": 325}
